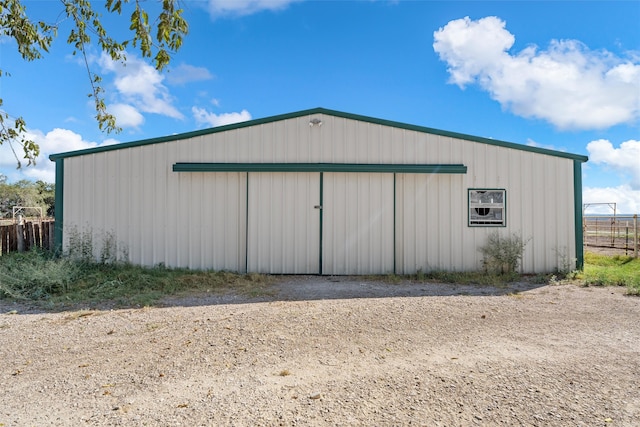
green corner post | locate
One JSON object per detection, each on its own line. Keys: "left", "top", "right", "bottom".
{"left": 53, "top": 159, "right": 64, "bottom": 254}
{"left": 574, "top": 159, "right": 584, "bottom": 270}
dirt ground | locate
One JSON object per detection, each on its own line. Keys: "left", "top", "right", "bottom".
{"left": 584, "top": 243, "right": 638, "bottom": 257}
{"left": 1, "top": 277, "right": 638, "bottom": 426}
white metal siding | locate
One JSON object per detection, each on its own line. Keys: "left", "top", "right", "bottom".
{"left": 395, "top": 174, "right": 465, "bottom": 274}
{"left": 63, "top": 150, "right": 246, "bottom": 271}
{"left": 322, "top": 173, "right": 394, "bottom": 275}
{"left": 61, "top": 112, "right": 578, "bottom": 274}
{"left": 247, "top": 173, "right": 320, "bottom": 274}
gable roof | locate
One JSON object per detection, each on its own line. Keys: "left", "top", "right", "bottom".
{"left": 49, "top": 107, "right": 589, "bottom": 162}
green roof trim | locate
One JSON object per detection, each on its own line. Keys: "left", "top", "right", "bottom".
{"left": 49, "top": 107, "right": 589, "bottom": 162}
{"left": 173, "top": 163, "right": 467, "bottom": 174}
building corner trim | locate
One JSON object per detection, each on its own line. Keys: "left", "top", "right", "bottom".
{"left": 574, "top": 160, "right": 584, "bottom": 270}
{"left": 54, "top": 159, "right": 64, "bottom": 254}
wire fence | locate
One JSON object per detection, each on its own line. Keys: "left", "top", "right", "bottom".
{"left": 583, "top": 215, "right": 639, "bottom": 257}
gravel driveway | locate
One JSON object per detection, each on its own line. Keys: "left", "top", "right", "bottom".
{"left": 1, "top": 277, "right": 638, "bottom": 426}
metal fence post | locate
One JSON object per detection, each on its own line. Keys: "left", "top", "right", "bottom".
{"left": 16, "top": 223, "right": 24, "bottom": 252}
{"left": 635, "top": 214, "right": 638, "bottom": 258}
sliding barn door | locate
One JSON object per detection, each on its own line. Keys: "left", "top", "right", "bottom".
{"left": 322, "top": 173, "right": 394, "bottom": 275}
{"left": 247, "top": 173, "right": 321, "bottom": 274}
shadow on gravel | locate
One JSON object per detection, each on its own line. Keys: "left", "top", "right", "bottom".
{"left": 159, "top": 275, "right": 549, "bottom": 309}
{"left": 0, "top": 276, "right": 549, "bottom": 314}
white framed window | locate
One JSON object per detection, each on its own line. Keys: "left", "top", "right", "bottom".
{"left": 468, "top": 189, "right": 506, "bottom": 226}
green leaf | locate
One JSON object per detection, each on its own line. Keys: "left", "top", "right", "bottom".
{"left": 0, "top": 0, "right": 188, "bottom": 160}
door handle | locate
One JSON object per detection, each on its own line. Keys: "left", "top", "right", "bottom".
{"left": 314, "top": 205, "right": 323, "bottom": 209}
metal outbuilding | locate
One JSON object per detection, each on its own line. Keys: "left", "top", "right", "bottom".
{"left": 49, "top": 108, "right": 588, "bottom": 274}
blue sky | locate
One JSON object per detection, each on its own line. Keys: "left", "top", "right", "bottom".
{"left": 1, "top": 0, "right": 639, "bottom": 213}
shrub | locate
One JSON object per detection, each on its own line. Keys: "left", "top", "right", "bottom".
{"left": 479, "top": 232, "right": 529, "bottom": 274}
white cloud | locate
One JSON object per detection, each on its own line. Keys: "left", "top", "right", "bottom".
{"left": 526, "top": 139, "right": 566, "bottom": 152}
{"left": 64, "top": 116, "right": 80, "bottom": 124}
{"left": 98, "top": 52, "right": 184, "bottom": 121}
{"left": 166, "top": 64, "right": 214, "bottom": 85}
{"left": 433, "top": 16, "right": 640, "bottom": 130}
{"left": 206, "top": 0, "right": 301, "bottom": 17}
{"left": 583, "top": 185, "right": 640, "bottom": 215}
{"left": 0, "top": 128, "right": 118, "bottom": 183}
{"left": 192, "top": 107, "right": 252, "bottom": 127}
{"left": 584, "top": 138, "right": 640, "bottom": 214}
{"left": 433, "top": 16, "right": 515, "bottom": 87}
{"left": 108, "top": 103, "right": 145, "bottom": 128}
{"left": 587, "top": 139, "right": 640, "bottom": 190}
{"left": 100, "top": 138, "right": 121, "bottom": 147}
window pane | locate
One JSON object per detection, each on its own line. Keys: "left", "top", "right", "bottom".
{"left": 469, "top": 190, "right": 505, "bottom": 226}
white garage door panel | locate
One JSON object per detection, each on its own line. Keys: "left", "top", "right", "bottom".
{"left": 323, "top": 173, "right": 394, "bottom": 275}
{"left": 247, "top": 173, "right": 320, "bottom": 274}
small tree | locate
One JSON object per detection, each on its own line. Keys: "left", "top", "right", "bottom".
{"left": 479, "top": 231, "right": 529, "bottom": 274}
{"left": 0, "top": 174, "right": 54, "bottom": 218}
{"left": 0, "top": 0, "right": 189, "bottom": 167}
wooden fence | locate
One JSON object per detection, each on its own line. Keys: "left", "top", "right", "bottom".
{"left": 584, "top": 214, "right": 639, "bottom": 257}
{"left": 0, "top": 220, "right": 55, "bottom": 255}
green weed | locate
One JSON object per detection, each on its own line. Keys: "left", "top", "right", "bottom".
{"left": 582, "top": 252, "right": 640, "bottom": 295}
{"left": 0, "top": 249, "right": 273, "bottom": 308}
{"left": 0, "top": 249, "right": 81, "bottom": 299}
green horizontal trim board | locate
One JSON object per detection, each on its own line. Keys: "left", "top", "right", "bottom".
{"left": 173, "top": 163, "right": 468, "bottom": 174}
{"left": 49, "top": 107, "right": 588, "bottom": 163}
